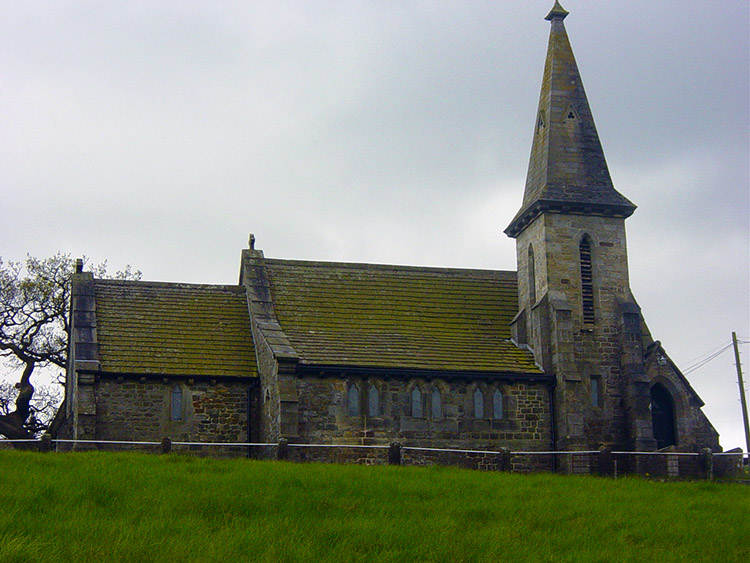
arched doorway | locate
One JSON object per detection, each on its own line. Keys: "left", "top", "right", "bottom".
{"left": 650, "top": 384, "right": 676, "bottom": 449}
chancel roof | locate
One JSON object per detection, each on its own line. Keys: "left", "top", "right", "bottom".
{"left": 93, "top": 280, "right": 257, "bottom": 377}
{"left": 264, "top": 259, "right": 541, "bottom": 375}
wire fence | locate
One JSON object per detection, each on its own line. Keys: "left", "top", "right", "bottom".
{"left": 1, "top": 436, "right": 746, "bottom": 480}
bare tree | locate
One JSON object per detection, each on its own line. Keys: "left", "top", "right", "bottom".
{"left": 0, "top": 381, "right": 63, "bottom": 436}
{"left": 0, "top": 253, "right": 140, "bottom": 441}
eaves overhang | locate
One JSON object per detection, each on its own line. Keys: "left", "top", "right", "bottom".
{"left": 76, "top": 369, "right": 259, "bottom": 384}
{"left": 295, "top": 363, "right": 552, "bottom": 383}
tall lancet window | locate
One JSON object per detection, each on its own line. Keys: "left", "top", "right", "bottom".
{"left": 579, "top": 236, "right": 595, "bottom": 324}
{"left": 431, "top": 387, "right": 442, "bottom": 419}
{"left": 528, "top": 245, "right": 536, "bottom": 305}
{"left": 368, "top": 385, "right": 379, "bottom": 417}
{"left": 473, "top": 388, "right": 484, "bottom": 419}
{"left": 492, "top": 389, "right": 504, "bottom": 420}
{"left": 170, "top": 385, "right": 183, "bottom": 421}
{"left": 347, "top": 384, "right": 360, "bottom": 416}
{"left": 411, "top": 386, "right": 423, "bottom": 418}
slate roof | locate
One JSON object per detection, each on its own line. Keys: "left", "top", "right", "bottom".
{"left": 93, "top": 280, "right": 257, "bottom": 377}
{"left": 265, "top": 260, "right": 541, "bottom": 375}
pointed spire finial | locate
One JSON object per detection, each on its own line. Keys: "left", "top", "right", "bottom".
{"left": 545, "top": 0, "right": 569, "bottom": 21}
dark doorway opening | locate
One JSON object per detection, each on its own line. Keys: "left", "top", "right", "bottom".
{"left": 651, "top": 384, "right": 676, "bottom": 449}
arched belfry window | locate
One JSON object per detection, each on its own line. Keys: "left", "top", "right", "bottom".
{"left": 579, "top": 236, "right": 595, "bottom": 324}
{"left": 528, "top": 245, "right": 536, "bottom": 305}
{"left": 651, "top": 384, "right": 676, "bottom": 449}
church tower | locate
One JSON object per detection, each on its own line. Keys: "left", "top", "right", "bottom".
{"left": 505, "top": 2, "right": 654, "bottom": 452}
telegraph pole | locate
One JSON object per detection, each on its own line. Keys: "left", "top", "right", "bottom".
{"left": 731, "top": 332, "right": 750, "bottom": 454}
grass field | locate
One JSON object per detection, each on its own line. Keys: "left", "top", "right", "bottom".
{"left": 0, "top": 450, "right": 747, "bottom": 562}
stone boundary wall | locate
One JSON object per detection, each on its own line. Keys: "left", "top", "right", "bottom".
{"left": 511, "top": 453, "right": 558, "bottom": 474}
{"left": 403, "top": 447, "right": 508, "bottom": 471}
{"left": 29, "top": 438, "right": 747, "bottom": 480}
{"left": 285, "top": 444, "right": 387, "bottom": 466}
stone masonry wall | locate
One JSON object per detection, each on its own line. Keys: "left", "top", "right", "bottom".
{"left": 516, "top": 213, "right": 634, "bottom": 450}
{"left": 93, "top": 378, "right": 250, "bottom": 452}
{"left": 293, "top": 375, "right": 552, "bottom": 453}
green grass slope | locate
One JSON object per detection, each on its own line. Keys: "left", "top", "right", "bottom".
{"left": 0, "top": 451, "right": 747, "bottom": 562}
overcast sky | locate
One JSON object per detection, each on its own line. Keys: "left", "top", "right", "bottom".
{"left": 2, "top": 1, "right": 748, "bottom": 450}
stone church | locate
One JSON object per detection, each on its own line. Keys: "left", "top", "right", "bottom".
{"left": 61, "top": 2, "right": 720, "bottom": 458}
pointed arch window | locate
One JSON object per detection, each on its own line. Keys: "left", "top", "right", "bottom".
{"left": 579, "top": 236, "right": 595, "bottom": 324}
{"left": 528, "top": 245, "right": 536, "bottom": 305}
{"left": 368, "top": 385, "right": 379, "bottom": 417}
{"left": 431, "top": 387, "right": 442, "bottom": 419}
{"left": 492, "top": 389, "right": 504, "bottom": 420}
{"left": 170, "top": 385, "right": 183, "bottom": 421}
{"left": 411, "top": 386, "right": 423, "bottom": 418}
{"left": 473, "top": 387, "right": 484, "bottom": 419}
{"left": 347, "top": 384, "right": 360, "bottom": 416}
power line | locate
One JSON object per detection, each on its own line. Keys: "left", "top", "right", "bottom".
{"left": 682, "top": 342, "right": 735, "bottom": 375}
{"left": 683, "top": 340, "right": 733, "bottom": 367}
{"left": 681, "top": 336, "right": 749, "bottom": 376}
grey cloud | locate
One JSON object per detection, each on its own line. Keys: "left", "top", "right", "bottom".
{"left": 1, "top": 0, "right": 747, "bottom": 448}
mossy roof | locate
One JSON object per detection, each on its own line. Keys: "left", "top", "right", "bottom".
{"left": 265, "top": 260, "right": 540, "bottom": 374}
{"left": 93, "top": 280, "right": 257, "bottom": 377}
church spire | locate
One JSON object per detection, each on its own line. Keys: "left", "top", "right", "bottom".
{"left": 505, "top": 2, "right": 635, "bottom": 238}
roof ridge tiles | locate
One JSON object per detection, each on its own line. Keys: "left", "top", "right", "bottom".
{"left": 95, "top": 279, "right": 246, "bottom": 292}
{"left": 265, "top": 258, "right": 516, "bottom": 278}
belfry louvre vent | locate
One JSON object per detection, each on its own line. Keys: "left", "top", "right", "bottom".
{"left": 579, "top": 237, "right": 594, "bottom": 324}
